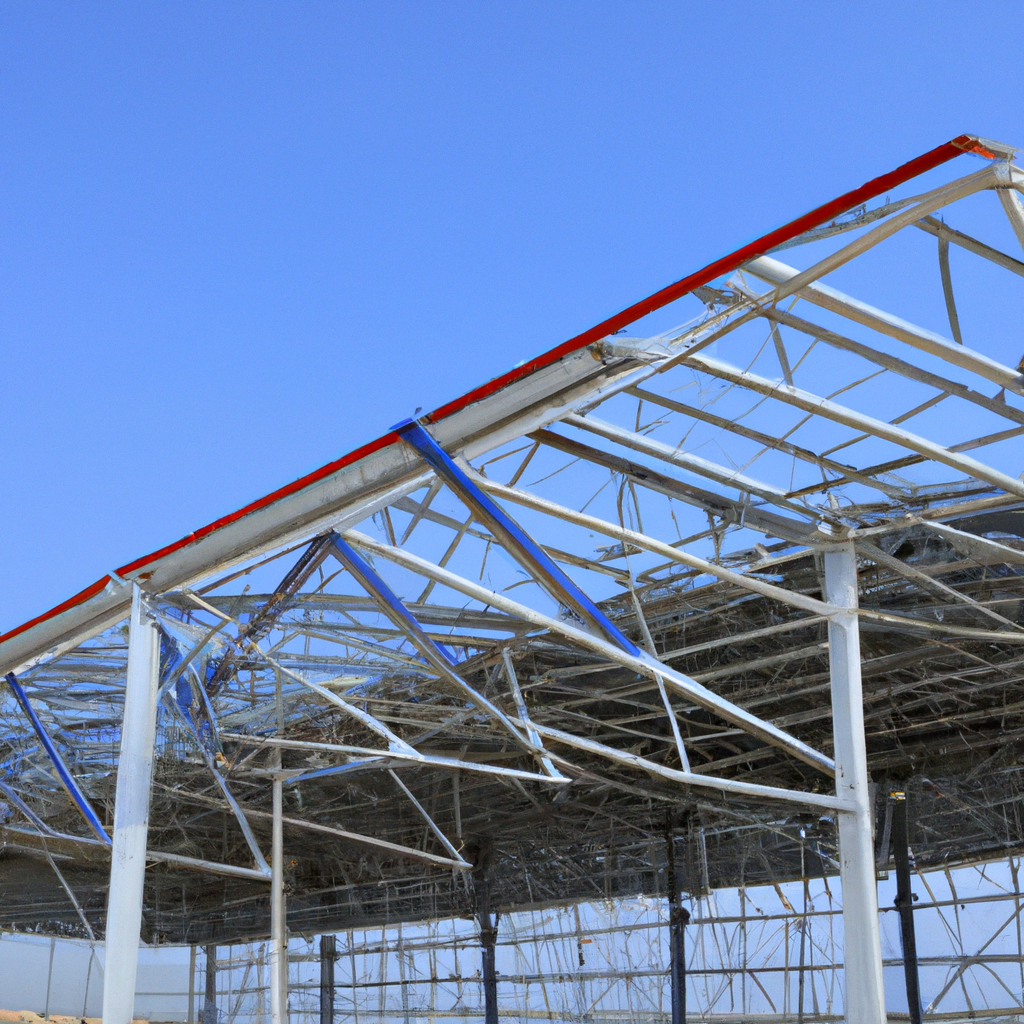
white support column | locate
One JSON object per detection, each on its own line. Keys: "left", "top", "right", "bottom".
{"left": 102, "top": 583, "right": 160, "bottom": 1024}
{"left": 824, "top": 543, "right": 886, "bottom": 1024}
{"left": 270, "top": 776, "right": 289, "bottom": 1024}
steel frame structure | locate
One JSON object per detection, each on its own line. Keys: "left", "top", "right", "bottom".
{"left": 188, "top": 857, "right": 1024, "bottom": 1024}
{"left": 1, "top": 133, "right": 1024, "bottom": 1021}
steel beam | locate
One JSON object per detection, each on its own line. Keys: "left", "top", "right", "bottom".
{"left": 102, "top": 583, "right": 160, "bottom": 1024}
{"left": 346, "top": 529, "right": 837, "bottom": 778}
{"left": 823, "top": 544, "right": 886, "bottom": 1024}
{"left": 665, "top": 818, "right": 691, "bottom": 1024}
{"left": 4, "top": 673, "right": 110, "bottom": 844}
{"left": 395, "top": 418, "right": 643, "bottom": 654}
{"left": 271, "top": 775, "right": 289, "bottom": 1024}
{"left": 891, "top": 790, "right": 922, "bottom": 1024}
{"left": 204, "top": 945, "right": 218, "bottom": 1024}
{"left": 319, "top": 933, "right": 337, "bottom": 1024}
{"left": 326, "top": 532, "right": 542, "bottom": 760}
{"left": 684, "top": 352, "right": 1024, "bottom": 498}
{"left": 475, "top": 864, "right": 499, "bottom": 1024}
{"left": 744, "top": 254, "right": 1024, "bottom": 396}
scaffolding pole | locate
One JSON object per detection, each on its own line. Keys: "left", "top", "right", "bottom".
{"left": 891, "top": 791, "right": 923, "bottom": 1024}
{"left": 101, "top": 583, "right": 160, "bottom": 1024}
{"left": 204, "top": 945, "right": 218, "bottom": 1024}
{"left": 271, "top": 776, "right": 289, "bottom": 1024}
{"left": 320, "top": 933, "right": 337, "bottom": 1024}
{"left": 823, "top": 543, "right": 886, "bottom": 1024}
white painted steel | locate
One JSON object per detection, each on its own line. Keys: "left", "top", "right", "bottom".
{"left": 564, "top": 413, "right": 811, "bottom": 515}
{"left": 997, "top": 184, "right": 1024, "bottom": 254}
{"left": 758, "top": 165, "right": 997, "bottom": 307}
{"left": 270, "top": 776, "right": 289, "bottom": 1024}
{"left": 684, "top": 352, "right": 1024, "bottom": 497}
{"left": 102, "top": 584, "right": 160, "bottom": 1024}
{"left": 824, "top": 544, "right": 886, "bottom": 1024}
{"left": 744, "top": 255, "right": 1024, "bottom": 396}
{"left": 475, "top": 475, "right": 835, "bottom": 617}
{"left": 346, "top": 529, "right": 838, "bottom": 779}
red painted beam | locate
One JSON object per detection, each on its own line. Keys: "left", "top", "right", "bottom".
{"left": 427, "top": 134, "right": 988, "bottom": 423}
{"left": 0, "top": 134, "right": 996, "bottom": 648}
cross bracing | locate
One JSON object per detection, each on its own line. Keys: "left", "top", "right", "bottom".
{"left": 1, "top": 133, "right": 1024, "bottom": 1021}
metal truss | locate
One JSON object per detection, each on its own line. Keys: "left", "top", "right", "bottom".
{"left": 1, "top": 133, "right": 1024, "bottom": 1021}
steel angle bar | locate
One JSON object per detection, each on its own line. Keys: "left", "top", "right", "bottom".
{"left": 148, "top": 850, "right": 270, "bottom": 882}
{"left": 908, "top": 518, "right": 1024, "bottom": 565}
{"left": 0, "top": 823, "right": 270, "bottom": 881}
{"left": 179, "top": 587, "right": 419, "bottom": 754}
{"left": 0, "top": 777, "right": 59, "bottom": 835}
{"left": 628, "top": 385, "right": 907, "bottom": 500}
{"left": 500, "top": 649, "right": 562, "bottom": 779}
{"left": 745, "top": 255, "right": 1024, "bottom": 396}
{"left": 222, "top": 732, "right": 569, "bottom": 785}
{"left": 276, "top": 812, "right": 471, "bottom": 870}
{"left": 344, "top": 529, "right": 837, "bottom": 776}
{"left": 387, "top": 769, "right": 464, "bottom": 863}
{"left": 915, "top": 214, "right": 1024, "bottom": 279}
{"left": 936, "top": 233, "right": 965, "bottom": 346}
{"left": 473, "top": 474, "right": 835, "bottom": 618}
{"left": 530, "top": 722, "right": 844, "bottom": 812}
{"left": 4, "top": 673, "right": 110, "bottom": 844}
{"left": 563, "top": 412, "right": 817, "bottom": 519}
{"left": 533, "top": 428, "right": 817, "bottom": 542}
{"left": 327, "top": 533, "right": 542, "bottom": 757}
{"left": 161, "top": 692, "right": 272, "bottom": 876}
{"left": 856, "top": 540, "right": 1024, "bottom": 632}
{"left": 997, "top": 178, "right": 1024, "bottom": 255}
{"left": 683, "top": 352, "right": 1024, "bottom": 497}
{"left": 735, "top": 304, "right": 1024, "bottom": 428}
{"left": 752, "top": 163, "right": 998, "bottom": 309}
{"left": 395, "top": 418, "right": 643, "bottom": 654}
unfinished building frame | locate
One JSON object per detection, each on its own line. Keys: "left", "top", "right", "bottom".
{"left": 1, "top": 133, "right": 1023, "bottom": 1023}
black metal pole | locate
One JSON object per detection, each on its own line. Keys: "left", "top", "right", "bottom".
{"left": 891, "top": 790, "right": 922, "bottom": 1024}
{"left": 666, "top": 816, "right": 690, "bottom": 1024}
{"left": 320, "top": 934, "right": 337, "bottom": 1024}
{"left": 203, "top": 944, "right": 218, "bottom": 1024}
{"left": 476, "top": 868, "right": 499, "bottom": 1024}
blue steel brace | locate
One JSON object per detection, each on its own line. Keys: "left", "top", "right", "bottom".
{"left": 394, "top": 419, "right": 643, "bottom": 657}
{"left": 328, "top": 534, "right": 539, "bottom": 752}
{"left": 328, "top": 532, "right": 461, "bottom": 670}
{"left": 4, "top": 673, "right": 111, "bottom": 844}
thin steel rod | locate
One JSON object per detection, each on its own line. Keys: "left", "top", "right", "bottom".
{"left": 345, "top": 529, "right": 837, "bottom": 777}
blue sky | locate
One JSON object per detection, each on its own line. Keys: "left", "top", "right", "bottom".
{"left": 1, "top": 2, "right": 1022, "bottom": 631}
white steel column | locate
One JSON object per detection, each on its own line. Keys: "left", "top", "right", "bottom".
{"left": 824, "top": 543, "right": 886, "bottom": 1024}
{"left": 270, "top": 776, "right": 289, "bottom": 1024}
{"left": 102, "top": 583, "right": 160, "bottom": 1024}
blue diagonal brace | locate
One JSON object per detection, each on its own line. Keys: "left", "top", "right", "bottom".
{"left": 329, "top": 532, "right": 460, "bottom": 672}
{"left": 328, "top": 533, "right": 551, "bottom": 759}
{"left": 5, "top": 673, "right": 111, "bottom": 845}
{"left": 395, "top": 419, "right": 642, "bottom": 656}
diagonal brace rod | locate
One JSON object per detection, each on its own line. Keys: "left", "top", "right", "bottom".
{"left": 327, "top": 533, "right": 545, "bottom": 760}
{"left": 396, "top": 418, "right": 642, "bottom": 654}
{"left": 5, "top": 673, "right": 110, "bottom": 844}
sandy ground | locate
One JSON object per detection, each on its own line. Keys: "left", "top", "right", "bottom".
{"left": 0, "top": 1015, "right": 157, "bottom": 1023}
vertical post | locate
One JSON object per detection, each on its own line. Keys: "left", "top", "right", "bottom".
{"left": 204, "top": 945, "right": 218, "bottom": 1024}
{"left": 823, "top": 543, "right": 886, "bottom": 1024}
{"left": 320, "top": 934, "right": 337, "bottom": 1024}
{"left": 891, "top": 791, "right": 922, "bottom": 1024}
{"left": 475, "top": 867, "right": 499, "bottom": 1024}
{"left": 270, "top": 777, "right": 288, "bottom": 1024}
{"left": 102, "top": 583, "right": 160, "bottom": 1024}
{"left": 44, "top": 935, "right": 55, "bottom": 1020}
{"left": 665, "top": 816, "right": 690, "bottom": 1024}
{"left": 188, "top": 945, "right": 197, "bottom": 1024}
